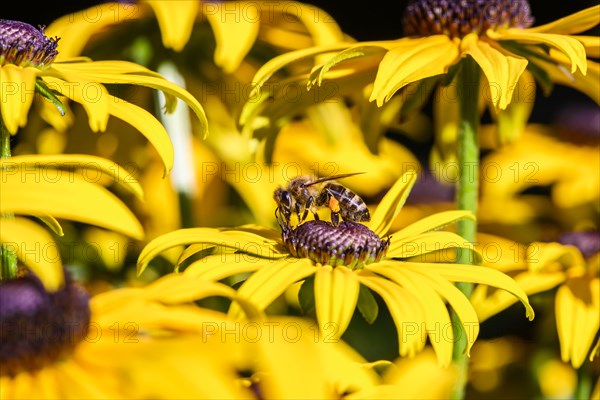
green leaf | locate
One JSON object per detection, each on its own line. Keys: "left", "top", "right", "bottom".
{"left": 36, "top": 78, "right": 66, "bottom": 116}
{"left": 356, "top": 284, "right": 379, "bottom": 324}
{"left": 525, "top": 61, "right": 555, "bottom": 97}
{"left": 298, "top": 276, "right": 316, "bottom": 316}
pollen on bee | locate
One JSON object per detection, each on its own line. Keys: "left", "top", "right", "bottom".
{"left": 328, "top": 197, "right": 341, "bottom": 213}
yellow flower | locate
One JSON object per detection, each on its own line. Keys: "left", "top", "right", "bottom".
{"left": 0, "top": 19, "right": 207, "bottom": 175}
{"left": 0, "top": 269, "right": 259, "bottom": 399}
{"left": 46, "top": 1, "right": 344, "bottom": 73}
{"left": 137, "top": 171, "right": 534, "bottom": 367}
{"left": 348, "top": 347, "right": 457, "bottom": 399}
{"left": 244, "top": 2, "right": 599, "bottom": 172}
{"left": 0, "top": 155, "right": 146, "bottom": 291}
{"left": 478, "top": 123, "right": 600, "bottom": 230}
{"left": 1, "top": 267, "right": 456, "bottom": 399}
{"left": 471, "top": 232, "right": 599, "bottom": 369}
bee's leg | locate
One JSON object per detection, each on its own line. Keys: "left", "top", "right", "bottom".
{"left": 331, "top": 212, "right": 340, "bottom": 226}
{"left": 301, "top": 196, "right": 315, "bottom": 223}
{"left": 275, "top": 207, "right": 285, "bottom": 230}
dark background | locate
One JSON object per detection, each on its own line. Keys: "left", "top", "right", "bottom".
{"left": 5, "top": 1, "right": 598, "bottom": 40}
{"left": 5, "top": 0, "right": 599, "bottom": 126}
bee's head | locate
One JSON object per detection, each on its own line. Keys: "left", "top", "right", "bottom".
{"left": 274, "top": 188, "right": 292, "bottom": 217}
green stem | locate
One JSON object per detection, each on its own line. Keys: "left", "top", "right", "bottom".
{"left": 575, "top": 364, "right": 593, "bottom": 400}
{"left": 0, "top": 121, "right": 18, "bottom": 281}
{"left": 449, "top": 56, "right": 481, "bottom": 400}
{"left": 1, "top": 122, "right": 11, "bottom": 159}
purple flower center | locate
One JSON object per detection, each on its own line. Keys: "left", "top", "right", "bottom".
{"left": 0, "top": 271, "right": 91, "bottom": 376}
{"left": 402, "top": 0, "right": 534, "bottom": 38}
{"left": 0, "top": 19, "right": 60, "bottom": 68}
{"left": 282, "top": 220, "right": 390, "bottom": 270}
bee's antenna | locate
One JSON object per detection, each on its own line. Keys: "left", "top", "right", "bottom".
{"left": 304, "top": 172, "right": 366, "bottom": 187}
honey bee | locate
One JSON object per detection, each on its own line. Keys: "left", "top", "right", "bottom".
{"left": 274, "top": 172, "right": 370, "bottom": 228}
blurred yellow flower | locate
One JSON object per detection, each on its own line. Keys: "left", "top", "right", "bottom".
{"left": 46, "top": 1, "right": 344, "bottom": 72}
{"left": 138, "top": 171, "right": 534, "bottom": 367}
{"left": 471, "top": 233, "right": 599, "bottom": 369}
{"left": 0, "top": 269, "right": 258, "bottom": 399}
{"left": 348, "top": 347, "right": 457, "bottom": 399}
{"left": 479, "top": 124, "right": 600, "bottom": 229}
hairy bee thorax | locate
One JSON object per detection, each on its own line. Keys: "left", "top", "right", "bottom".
{"left": 281, "top": 220, "right": 390, "bottom": 270}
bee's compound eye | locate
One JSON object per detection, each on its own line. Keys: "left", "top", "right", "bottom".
{"left": 281, "top": 191, "right": 292, "bottom": 208}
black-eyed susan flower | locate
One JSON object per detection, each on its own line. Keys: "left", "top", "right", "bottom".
{"left": 245, "top": 1, "right": 599, "bottom": 148}
{"left": 0, "top": 267, "right": 260, "bottom": 399}
{"left": 0, "top": 19, "right": 208, "bottom": 175}
{"left": 137, "top": 171, "right": 534, "bottom": 367}
{"left": 0, "top": 155, "right": 146, "bottom": 291}
{"left": 471, "top": 232, "right": 599, "bottom": 369}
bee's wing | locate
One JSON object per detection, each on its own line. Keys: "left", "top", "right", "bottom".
{"left": 304, "top": 172, "right": 366, "bottom": 187}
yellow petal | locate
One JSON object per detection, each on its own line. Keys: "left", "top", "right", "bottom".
{"left": 184, "top": 254, "right": 263, "bottom": 281}
{"left": 137, "top": 227, "right": 282, "bottom": 275}
{"left": 205, "top": 2, "right": 259, "bottom": 73}
{"left": 489, "top": 29, "right": 587, "bottom": 74}
{"left": 358, "top": 271, "right": 426, "bottom": 358}
{"left": 555, "top": 277, "right": 600, "bottom": 368}
{"left": 146, "top": 0, "right": 198, "bottom": 51}
{"left": 405, "top": 264, "right": 480, "bottom": 357}
{"left": 1, "top": 154, "right": 143, "bottom": 200}
{"left": 49, "top": 61, "right": 209, "bottom": 138}
{"left": 142, "top": 273, "right": 263, "bottom": 319}
{"left": 461, "top": 34, "right": 528, "bottom": 109}
{"left": 247, "top": 43, "right": 355, "bottom": 100}
{"left": 577, "top": 35, "right": 600, "bottom": 58}
{"left": 418, "top": 262, "right": 535, "bottom": 321}
{"left": 314, "top": 266, "right": 360, "bottom": 339}
{"left": 527, "top": 242, "right": 586, "bottom": 273}
{"left": 525, "top": 5, "right": 600, "bottom": 35}
{"left": 369, "top": 263, "right": 454, "bottom": 366}
{"left": 380, "top": 348, "right": 456, "bottom": 399}
{"left": 387, "top": 231, "right": 481, "bottom": 264}
{"left": 369, "top": 170, "right": 417, "bottom": 237}
{"left": 489, "top": 70, "right": 535, "bottom": 144}
{"left": 108, "top": 96, "right": 174, "bottom": 176}
{"left": 0, "top": 217, "right": 63, "bottom": 291}
{"left": 143, "top": 273, "right": 237, "bottom": 303}
{"left": 46, "top": 3, "right": 151, "bottom": 59}
{"left": 472, "top": 271, "right": 565, "bottom": 322}
{"left": 370, "top": 36, "right": 459, "bottom": 106}
{"left": 540, "top": 57, "right": 600, "bottom": 104}
{"left": 228, "top": 258, "right": 315, "bottom": 319}
{"left": 392, "top": 210, "right": 475, "bottom": 238}
{"left": 41, "top": 75, "right": 110, "bottom": 132}
{"left": 251, "top": 317, "right": 378, "bottom": 399}
{"left": 0, "top": 65, "right": 38, "bottom": 134}
{"left": 280, "top": 3, "right": 345, "bottom": 45}
{"left": 310, "top": 45, "right": 388, "bottom": 87}
{"left": 1, "top": 169, "right": 144, "bottom": 240}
